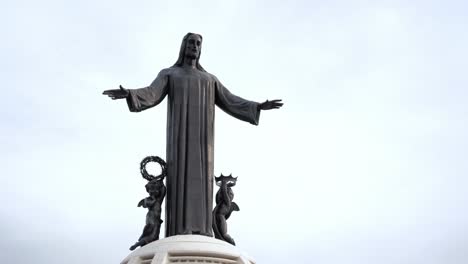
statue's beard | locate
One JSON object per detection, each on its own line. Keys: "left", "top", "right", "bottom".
{"left": 185, "top": 54, "right": 198, "bottom": 61}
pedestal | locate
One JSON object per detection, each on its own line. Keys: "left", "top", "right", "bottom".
{"left": 121, "top": 235, "right": 255, "bottom": 264}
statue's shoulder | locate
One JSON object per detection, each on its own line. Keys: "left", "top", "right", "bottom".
{"left": 159, "top": 67, "right": 175, "bottom": 76}
{"left": 204, "top": 72, "right": 219, "bottom": 82}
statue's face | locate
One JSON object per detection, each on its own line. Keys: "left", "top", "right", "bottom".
{"left": 146, "top": 181, "right": 161, "bottom": 195}
{"left": 185, "top": 34, "right": 202, "bottom": 59}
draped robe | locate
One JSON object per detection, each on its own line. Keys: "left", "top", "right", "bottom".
{"left": 126, "top": 66, "right": 260, "bottom": 237}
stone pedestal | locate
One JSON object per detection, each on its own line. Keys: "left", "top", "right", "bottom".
{"left": 121, "top": 235, "right": 255, "bottom": 264}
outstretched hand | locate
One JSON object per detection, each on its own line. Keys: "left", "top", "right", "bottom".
{"left": 102, "top": 85, "right": 129, "bottom": 100}
{"left": 258, "top": 99, "right": 283, "bottom": 110}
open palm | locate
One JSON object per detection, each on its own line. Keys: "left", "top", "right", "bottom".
{"left": 258, "top": 99, "right": 283, "bottom": 110}
{"left": 102, "top": 85, "right": 129, "bottom": 100}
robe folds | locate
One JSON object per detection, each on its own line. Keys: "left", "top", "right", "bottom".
{"left": 126, "top": 66, "right": 260, "bottom": 237}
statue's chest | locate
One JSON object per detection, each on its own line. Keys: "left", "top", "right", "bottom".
{"left": 168, "top": 71, "right": 216, "bottom": 103}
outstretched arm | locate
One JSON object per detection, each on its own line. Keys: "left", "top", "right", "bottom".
{"left": 102, "top": 69, "right": 169, "bottom": 112}
{"left": 215, "top": 79, "right": 261, "bottom": 125}
{"left": 215, "top": 77, "right": 283, "bottom": 125}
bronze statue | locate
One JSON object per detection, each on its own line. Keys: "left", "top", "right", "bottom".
{"left": 212, "top": 174, "right": 239, "bottom": 245}
{"left": 129, "top": 178, "right": 166, "bottom": 250}
{"left": 129, "top": 156, "right": 167, "bottom": 250}
{"left": 103, "top": 33, "right": 283, "bottom": 238}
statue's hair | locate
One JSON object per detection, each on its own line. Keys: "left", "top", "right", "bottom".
{"left": 173, "top": 32, "right": 206, "bottom": 72}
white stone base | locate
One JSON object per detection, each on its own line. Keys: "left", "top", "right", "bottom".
{"left": 121, "top": 235, "right": 255, "bottom": 264}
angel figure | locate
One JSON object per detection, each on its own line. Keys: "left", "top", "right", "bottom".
{"left": 129, "top": 178, "right": 166, "bottom": 250}
{"left": 212, "top": 175, "right": 239, "bottom": 245}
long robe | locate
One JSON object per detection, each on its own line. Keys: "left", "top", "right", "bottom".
{"left": 126, "top": 66, "right": 260, "bottom": 237}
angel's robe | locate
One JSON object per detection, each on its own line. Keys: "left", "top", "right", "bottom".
{"left": 126, "top": 66, "right": 260, "bottom": 237}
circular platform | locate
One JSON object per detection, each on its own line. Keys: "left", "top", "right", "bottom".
{"left": 121, "top": 235, "right": 255, "bottom": 264}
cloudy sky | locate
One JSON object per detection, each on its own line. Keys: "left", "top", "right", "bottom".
{"left": 1, "top": 0, "right": 467, "bottom": 263}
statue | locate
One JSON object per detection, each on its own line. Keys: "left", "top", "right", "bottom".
{"left": 212, "top": 174, "right": 239, "bottom": 245}
{"left": 129, "top": 156, "right": 167, "bottom": 250}
{"left": 129, "top": 178, "right": 166, "bottom": 250}
{"left": 103, "top": 33, "right": 283, "bottom": 238}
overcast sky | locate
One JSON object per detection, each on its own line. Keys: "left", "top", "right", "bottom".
{"left": 1, "top": 0, "right": 467, "bottom": 263}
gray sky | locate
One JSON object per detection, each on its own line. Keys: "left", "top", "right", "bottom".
{"left": 1, "top": 0, "right": 468, "bottom": 263}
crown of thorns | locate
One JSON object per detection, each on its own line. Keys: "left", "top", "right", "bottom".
{"left": 140, "top": 156, "right": 167, "bottom": 181}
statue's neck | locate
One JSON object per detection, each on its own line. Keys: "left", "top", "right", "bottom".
{"left": 183, "top": 57, "right": 197, "bottom": 68}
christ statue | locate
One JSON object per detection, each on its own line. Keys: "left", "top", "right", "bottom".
{"left": 103, "top": 33, "right": 283, "bottom": 238}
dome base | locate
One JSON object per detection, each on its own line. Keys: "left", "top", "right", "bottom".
{"left": 121, "top": 235, "right": 255, "bottom": 264}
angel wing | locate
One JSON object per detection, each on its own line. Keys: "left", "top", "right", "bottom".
{"left": 225, "top": 202, "right": 240, "bottom": 220}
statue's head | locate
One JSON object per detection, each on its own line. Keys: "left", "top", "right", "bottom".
{"left": 215, "top": 187, "right": 235, "bottom": 204}
{"left": 184, "top": 34, "right": 201, "bottom": 60}
{"left": 174, "top": 32, "right": 206, "bottom": 72}
{"left": 146, "top": 179, "right": 164, "bottom": 196}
